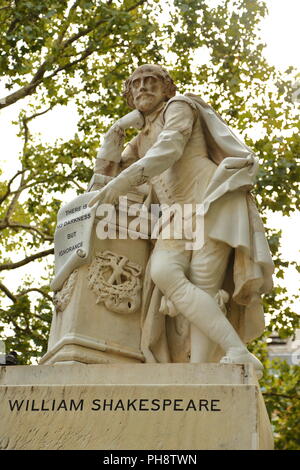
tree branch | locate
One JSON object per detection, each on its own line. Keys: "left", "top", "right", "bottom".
{"left": 72, "top": 180, "right": 86, "bottom": 191}
{"left": 61, "top": 0, "right": 146, "bottom": 50}
{"left": 0, "top": 80, "right": 44, "bottom": 110}
{"left": 0, "top": 281, "right": 53, "bottom": 304}
{"left": 25, "top": 104, "right": 55, "bottom": 123}
{"left": 0, "top": 0, "right": 147, "bottom": 110}
{"left": 17, "top": 288, "right": 53, "bottom": 303}
{"left": 46, "top": 47, "right": 95, "bottom": 80}
{"left": 4, "top": 222, "right": 54, "bottom": 242}
{"left": 7, "top": 174, "right": 65, "bottom": 194}
{"left": 4, "top": 175, "right": 26, "bottom": 221}
{"left": 126, "top": 0, "right": 147, "bottom": 13}
{"left": 0, "top": 169, "right": 26, "bottom": 205}
{"left": 0, "top": 106, "right": 55, "bottom": 221}
{"left": 3, "top": 120, "right": 28, "bottom": 220}
{"left": 0, "top": 281, "right": 17, "bottom": 302}
{"left": 54, "top": 0, "right": 81, "bottom": 47}
{"left": 61, "top": 18, "right": 109, "bottom": 49}
{"left": 0, "top": 248, "right": 54, "bottom": 271}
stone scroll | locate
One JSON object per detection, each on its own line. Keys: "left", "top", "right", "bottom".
{"left": 51, "top": 192, "right": 98, "bottom": 292}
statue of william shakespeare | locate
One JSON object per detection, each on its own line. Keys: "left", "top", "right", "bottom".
{"left": 49, "top": 64, "right": 274, "bottom": 377}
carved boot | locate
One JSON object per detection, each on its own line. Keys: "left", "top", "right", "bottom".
{"left": 166, "top": 279, "right": 264, "bottom": 377}
{"left": 220, "top": 347, "right": 263, "bottom": 378}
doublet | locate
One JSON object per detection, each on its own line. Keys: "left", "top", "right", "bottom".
{"left": 121, "top": 99, "right": 217, "bottom": 209}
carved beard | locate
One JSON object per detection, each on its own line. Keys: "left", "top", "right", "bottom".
{"left": 135, "top": 93, "right": 156, "bottom": 112}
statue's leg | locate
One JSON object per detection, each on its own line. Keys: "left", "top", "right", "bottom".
{"left": 150, "top": 246, "right": 263, "bottom": 376}
{"left": 188, "top": 238, "right": 232, "bottom": 363}
{"left": 190, "top": 324, "right": 213, "bottom": 363}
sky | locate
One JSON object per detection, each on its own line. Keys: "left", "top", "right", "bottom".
{"left": 260, "top": 0, "right": 300, "bottom": 70}
{"left": 259, "top": 0, "right": 300, "bottom": 310}
{"left": 0, "top": 0, "right": 299, "bottom": 316}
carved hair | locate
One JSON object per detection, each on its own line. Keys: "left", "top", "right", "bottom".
{"left": 123, "top": 64, "right": 177, "bottom": 108}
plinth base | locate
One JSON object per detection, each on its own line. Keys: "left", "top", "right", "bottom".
{"left": 0, "top": 363, "right": 273, "bottom": 450}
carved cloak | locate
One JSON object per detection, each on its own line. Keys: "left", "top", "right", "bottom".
{"left": 140, "top": 93, "right": 274, "bottom": 363}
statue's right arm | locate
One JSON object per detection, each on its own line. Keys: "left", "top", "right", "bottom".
{"left": 95, "top": 109, "right": 144, "bottom": 167}
{"left": 88, "top": 101, "right": 197, "bottom": 205}
{"left": 92, "top": 133, "right": 139, "bottom": 181}
{"left": 119, "top": 136, "right": 140, "bottom": 171}
{"left": 88, "top": 110, "right": 143, "bottom": 191}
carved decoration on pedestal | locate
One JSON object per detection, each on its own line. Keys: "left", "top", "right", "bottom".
{"left": 53, "top": 269, "right": 78, "bottom": 312}
{"left": 87, "top": 250, "right": 142, "bottom": 314}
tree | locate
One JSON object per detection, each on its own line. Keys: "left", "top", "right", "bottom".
{"left": 0, "top": 0, "right": 299, "bottom": 448}
{"left": 263, "top": 359, "right": 300, "bottom": 450}
{"left": 249, "top": 338, "right": 300, "bottom": 450}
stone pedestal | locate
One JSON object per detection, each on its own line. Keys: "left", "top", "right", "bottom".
{"left": 0, "top": 363, "right": 273, "bottom": 450}
{"left": 41, "top": 208, "right": 151, "bottom": 365}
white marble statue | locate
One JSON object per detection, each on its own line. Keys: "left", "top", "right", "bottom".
{"left": 87, "top": 64, "right": 274, "bottom": 377}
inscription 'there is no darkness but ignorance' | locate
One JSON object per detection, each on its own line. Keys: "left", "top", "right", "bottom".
{"left": 56, "top": 203, "right": 91, "bottom": 258}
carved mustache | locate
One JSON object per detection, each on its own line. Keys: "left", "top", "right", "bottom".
{"left": 136, "top": 92, "right": 155, "bottom": 100}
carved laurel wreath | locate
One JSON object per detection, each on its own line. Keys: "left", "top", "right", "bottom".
{"left": 87, "top": 250, "right": 142, "bottom": 314}
{"left": 53, "top": 269, "right": 78, "bottom": 313}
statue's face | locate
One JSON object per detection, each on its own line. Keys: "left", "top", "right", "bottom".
{"left": 130, "top": 70, "right": 166, "bottom": 113}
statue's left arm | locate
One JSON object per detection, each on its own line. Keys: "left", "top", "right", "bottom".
{"left": 88, "top": 101, "right": 196, "bottom": 206}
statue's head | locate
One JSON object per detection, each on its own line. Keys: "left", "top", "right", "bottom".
{"left": 123, "top": 64, "right": 176, "bottom": 113}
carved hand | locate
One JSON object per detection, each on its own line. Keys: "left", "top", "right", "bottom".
{"left": 96, "top": 110, "right": 144, "bottom": 165}
{"left": 224, "top": 154, "right": 257, "bottom": 170}
{"left": 88, "top": 174, "right": 130, "bottom": 207}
